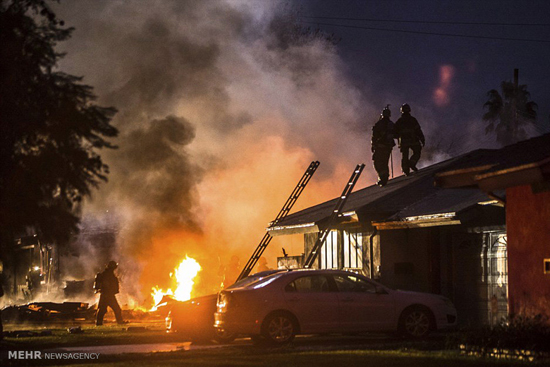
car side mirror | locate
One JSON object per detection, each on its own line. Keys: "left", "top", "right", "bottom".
{"left": 375, "top": 286, "right": 387, "bottom": 295}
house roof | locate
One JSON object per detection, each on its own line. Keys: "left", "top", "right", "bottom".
{"left": 435, "top": 133, "right": 550, "bottom": 191}
{"left": 269, "top": 148, "right": 505, "bottom": 235}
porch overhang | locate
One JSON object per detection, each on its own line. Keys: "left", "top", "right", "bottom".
{"left": 372, "top": 212, "right": 461, "bottom": 230}
{"left": 267, "top": 211, "right": 359, "bottom": 236}
{"left": 267, "top": 222, "right": 319, "bottom": 236}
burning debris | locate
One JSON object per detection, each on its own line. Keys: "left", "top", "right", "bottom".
{"left": 151, "top": 256, "right": 202, "bottom": 311}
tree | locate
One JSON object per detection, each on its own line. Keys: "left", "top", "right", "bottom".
{"left": 483, "top": 79, "right": 538, "bottom": 146}
{"left": 0, "top": 0, "right": 117, "bottom": 255}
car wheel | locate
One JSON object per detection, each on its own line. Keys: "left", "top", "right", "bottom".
{"left": 261, "top": 312, "right": 297, "bottom": 345}
{"left": 399, "top": 306, "right": 432, "bottom": 338}
{"left": 213, "top": 328, "right": 236, "bottom": 344}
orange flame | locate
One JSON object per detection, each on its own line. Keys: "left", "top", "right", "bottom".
{"left": 150, "top": 256, "right": 201, "bottom": 311}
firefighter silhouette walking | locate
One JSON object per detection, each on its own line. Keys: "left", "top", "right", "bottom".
{"left": 394, "top": 103, "right": 425, "bottom": 176}
{"left": 94, "top": 260, "right": 126, "bottom": 326}
{"left": 371, "top": 105, "right": 395, "bottom": 187}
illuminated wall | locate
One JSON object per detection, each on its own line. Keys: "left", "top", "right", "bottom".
{"left": 506, "top": 185, "right": 550, "bottom": 317}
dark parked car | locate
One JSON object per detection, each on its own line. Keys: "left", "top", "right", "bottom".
{"left": 165, "top": 294, "right": 235, "bottom": 343}
{"left": 166, "top": 270, "right": 284, "bottom": 343}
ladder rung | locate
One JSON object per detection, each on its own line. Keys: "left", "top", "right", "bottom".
{"left": 236, "top": 161, "right": 320, "bottom": 281}
{"left": 303, "top": 163, "right": 364, "bottom": 269}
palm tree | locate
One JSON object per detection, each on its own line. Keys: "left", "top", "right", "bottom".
{"left": 483, "top": 81, "right": 538, "bottom": 146}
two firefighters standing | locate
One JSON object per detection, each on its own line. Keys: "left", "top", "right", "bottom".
{"left": 371, "top": 103, "right": 425, "bottom": 186}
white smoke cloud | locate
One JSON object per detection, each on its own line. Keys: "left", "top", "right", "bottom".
{"left": 50, "top": 0, "right": 392, "bottom": 302}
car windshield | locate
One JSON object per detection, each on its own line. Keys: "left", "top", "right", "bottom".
{"left": 225, "top": 270, "right": 285, "bottom": 290}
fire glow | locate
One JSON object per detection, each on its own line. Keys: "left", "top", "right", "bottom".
{"left": 150, "top": 256, "right": 201, "bottom": 311}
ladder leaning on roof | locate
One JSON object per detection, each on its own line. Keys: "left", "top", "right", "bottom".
{"left": 303, "top": 163, "right": 365, "bottom": 269}
{"left": 236, "top": 161, "right": 321, "bottom": 282}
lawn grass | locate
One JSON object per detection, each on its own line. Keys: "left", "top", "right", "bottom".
{"left": 1, "top": 322, "right": 187, "bottom": 350}
{"left": 3, "top": 345, "right": 540, "bottom": 367}
{"left": 1, "top": 322, "right": 546, "bottom": 367}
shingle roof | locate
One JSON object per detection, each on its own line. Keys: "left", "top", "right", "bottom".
{"left": 480, "top": 133, "right": 550, "bottom": 174}
{"left": 270, "top": 149, "right": 500, "bottom": 232}
{"left": 269, "top": 134, "right": 550, "bottom": 234}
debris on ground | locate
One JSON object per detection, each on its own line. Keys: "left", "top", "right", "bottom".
{"left": 3, "top": 329, "right": 53, "bottom": 338}
{"left": 1, "top": 302, "right": 95, "bottom": 323}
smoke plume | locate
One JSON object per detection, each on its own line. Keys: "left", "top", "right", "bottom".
{"left": 51, "top": 0, "right": 429, "bottom": 305}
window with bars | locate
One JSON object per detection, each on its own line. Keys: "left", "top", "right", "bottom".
{"left": 318, "top": 230, "right": 364, "bottom": 270}
{"left": 320, "top": 231, "right": 338, "bottom": 269}
{"left": 484, "top": 232, "right": 508, "bottom": 324}
{"left": 343, "top": 231, "right": 363, "bottom": 269}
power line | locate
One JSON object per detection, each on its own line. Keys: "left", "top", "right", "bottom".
{"left": 300, "top": 16, "right": 550, "bottom": 27}
{"left": 298, "top": 21, "right": 550, "bottom": 43}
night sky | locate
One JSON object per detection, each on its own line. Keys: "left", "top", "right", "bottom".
{"left": 48, "top": 0, "right": 550, "bottom": 301}
{"left": 300, "top": 0, "right": 550, "bottom": 153}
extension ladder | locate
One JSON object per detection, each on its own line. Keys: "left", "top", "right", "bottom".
{"left": 303, "top": 163, "right": 365, "bottom": 269}
{"left": 236, "top": 161, "right": 320, "bottom": 282}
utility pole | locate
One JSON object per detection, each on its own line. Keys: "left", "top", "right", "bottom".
{"left": 512, "top": 68, "right": 519, "bottom": 142}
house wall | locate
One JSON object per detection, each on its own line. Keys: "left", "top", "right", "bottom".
{"left": 379, "top": 227, "right": 490, "bottom": 325}
{"left": 379, "top": 228, "right": 433, "bottom": 293}
{"left": 506, "top": 185, "right": 550, "bottom": 317}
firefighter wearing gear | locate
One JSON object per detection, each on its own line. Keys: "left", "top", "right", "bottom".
{"left": 394, "top": 103, "right": 425, "bottom": 175}
{"left": 94, "top": 260, "right": 125, "bottom": 326}
{"left": 371, "top": 105, "right": 395, "bottom": 186}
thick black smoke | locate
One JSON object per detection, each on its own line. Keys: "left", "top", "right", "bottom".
{"left": 52, "top": 0, "right": 377, "bottom": 303}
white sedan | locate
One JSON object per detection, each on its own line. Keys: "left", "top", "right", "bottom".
{"left": 214, "top": 269, "right": 457, "bottom": 345}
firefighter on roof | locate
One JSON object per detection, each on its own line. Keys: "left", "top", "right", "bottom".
{"left": 94, "top": 260, "right": 125, "bottom": 326}
{"left": 394, "top": 103, "right": 425, "bottom": 176}
{"left": 371, "top": 105, "right": 395, "bottom": 187}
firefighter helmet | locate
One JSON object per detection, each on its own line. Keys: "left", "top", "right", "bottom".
{"left": 107, "top": 260, "right": 118, "bottom": 270}
{"left": 381, "top": 104, "right": 391, "bottom": 118}
{"left": 400, "top": 103, "right": 411, "bottom": 114}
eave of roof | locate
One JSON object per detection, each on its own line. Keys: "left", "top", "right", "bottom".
{"left": 435, "top": 134, "right": 550, "bottom": 191}
{"left": 373, "top": 212, "right": 461, "bottom": 230}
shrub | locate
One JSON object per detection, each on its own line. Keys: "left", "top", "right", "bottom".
{"left": 453, "top": 314, "right": 550, "bottom": 360}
